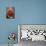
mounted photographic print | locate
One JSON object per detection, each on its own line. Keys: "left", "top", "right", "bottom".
{"left": 18, "top": 24, "right": 46, "bottom": 41}
{"left": 6, "top": 7, "right": 15, "bottom": 19}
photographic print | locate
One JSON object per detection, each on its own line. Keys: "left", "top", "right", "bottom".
{"left": 18, "top": 24, "right": 46, "bottom": 46}
{"left": 6, "top": 7, "right": 15, "bottom": 19}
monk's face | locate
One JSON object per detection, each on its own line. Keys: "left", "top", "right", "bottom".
{"left": 7, "top": 7, "right": 14, "bottom": 17}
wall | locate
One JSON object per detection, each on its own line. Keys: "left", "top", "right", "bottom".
{"left": 16, "top": 0, "right": 46, "bottom": 24}
{"left": 0, "top": 0, "right": 18, "bottom": 44}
